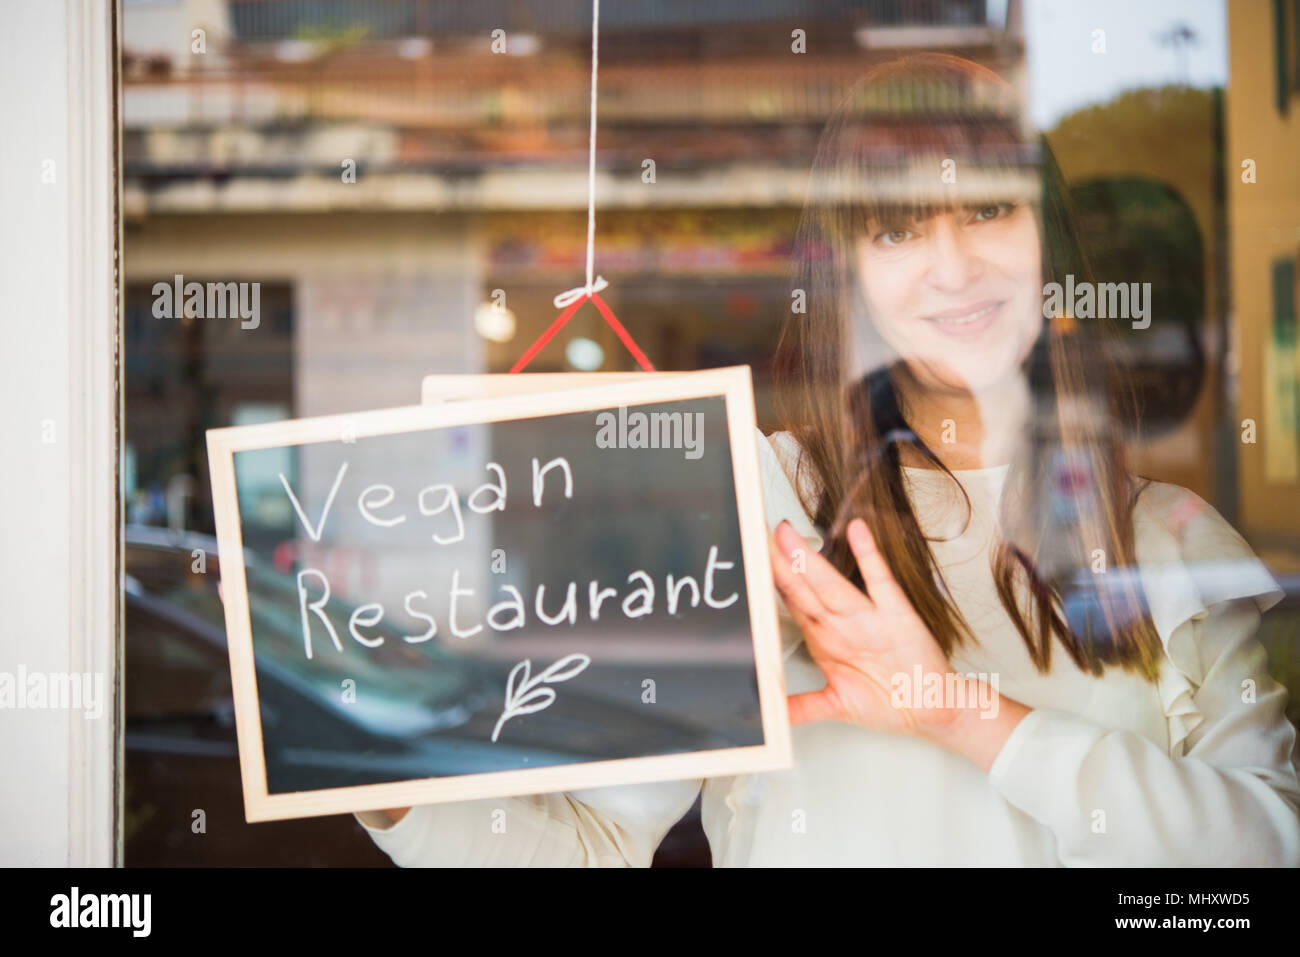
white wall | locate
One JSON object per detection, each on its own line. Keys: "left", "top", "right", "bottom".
{"left": 0, "top": 0, "right": 118, "bottom": 866}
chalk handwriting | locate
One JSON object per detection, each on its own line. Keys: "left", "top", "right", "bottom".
{"left": 292, "top": 546, "right": 741, "bottom": 658}
{"left": 281, "top": 463, "right": 348, "bottom": 542}
{"left": 492, "top": 654, "right": 592, "bottom": 742}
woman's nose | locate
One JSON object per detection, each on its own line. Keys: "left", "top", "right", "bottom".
{"left": 925, "top": 215, "right": 981, "bottom": 292}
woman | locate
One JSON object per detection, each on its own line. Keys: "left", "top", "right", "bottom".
{"left": 357, "top": 54, "right": 1300, "bottom": 866}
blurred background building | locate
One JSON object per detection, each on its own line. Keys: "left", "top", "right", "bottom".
{"left": 118, "top": 0, "right": 1300, "bottom": 865}
{"left": 122, "top": 0, "right": 1026, "bottom": 535}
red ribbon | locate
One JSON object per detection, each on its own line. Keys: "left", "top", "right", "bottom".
{"left": 509, "top": 292, "right": 654, "bottom": 374}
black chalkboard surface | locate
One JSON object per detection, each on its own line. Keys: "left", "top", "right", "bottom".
{"left": 207, "top": 368, "right": 789, "bottom": 822}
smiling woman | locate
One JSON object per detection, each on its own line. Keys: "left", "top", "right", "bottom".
{"left": 853, "top": 199, "right": 1043, "bottom": 394}
{"left": 760, "top": 53, "right": 1299, "bottom": 864}
{"left": 781, "top": 53, "right": 1159, "bottom": 678}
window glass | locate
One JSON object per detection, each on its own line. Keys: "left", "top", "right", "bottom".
{"left": 121, "top": 0, "right": 1300, "bottom": 868}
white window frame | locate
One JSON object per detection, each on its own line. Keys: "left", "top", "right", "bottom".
{"left": 0, "top": 0, "right": 120, "bottom": 866}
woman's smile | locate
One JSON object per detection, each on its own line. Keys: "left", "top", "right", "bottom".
{"left": 922, "top": 298, "right": 1005, "bottom": 338}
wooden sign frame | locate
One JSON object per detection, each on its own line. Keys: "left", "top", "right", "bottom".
{"left": 207, "top": 366, "right": 791, "bottom": 822}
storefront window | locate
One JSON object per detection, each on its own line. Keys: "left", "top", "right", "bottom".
{"left": 120, "top": 0, "right": 1300, "bottom": 867}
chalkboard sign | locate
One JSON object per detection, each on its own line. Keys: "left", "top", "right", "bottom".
{"left": 207, "top": 367, "right": 790, "bottom": 822}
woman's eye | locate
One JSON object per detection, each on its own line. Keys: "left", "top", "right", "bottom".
{"left": 972, "top": 203, "right": 1013, "bottom": 222}
{"left": 875, "top": 227, "right": 914, "bottom": 246}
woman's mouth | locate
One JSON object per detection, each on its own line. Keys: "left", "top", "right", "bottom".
{"left": 923, "top": 300, "right": 1003, "bottom": 338}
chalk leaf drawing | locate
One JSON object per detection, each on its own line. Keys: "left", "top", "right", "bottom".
{"left": 492, "top": 653, "right": 592, "bottom": 742}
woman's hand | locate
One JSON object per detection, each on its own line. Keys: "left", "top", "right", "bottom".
{"left": 769, "top": 518, "right": 1029, "bottom": 769}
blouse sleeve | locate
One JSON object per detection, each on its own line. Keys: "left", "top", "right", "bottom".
{"left": 986, "top": 485, "right": 1300, "bottom": 866}
{"left": 353, "top": 777, "right": 702, "bottom": 867}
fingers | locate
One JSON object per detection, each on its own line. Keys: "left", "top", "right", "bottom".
{"left": 846, "top": 518, "right": 901, "bottom": 602}
{"left": 768, "top": 533, "right": 845, "bottom": 662}
{"left": 787, "top": 689, "right": 840, "bottom": 727}
{"left": 774, "top": 520, "right": 871, "bottom": 616}
{"left": 768, "top": 528, "right": 825, "bottom": 621}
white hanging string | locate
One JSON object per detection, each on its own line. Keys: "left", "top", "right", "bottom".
{"left": 552, "top": 0, "right": 608, "bottom": 309}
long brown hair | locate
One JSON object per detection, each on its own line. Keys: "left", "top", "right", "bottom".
{"left": 774, "top": 53, "right": 1163, "bottom": 678}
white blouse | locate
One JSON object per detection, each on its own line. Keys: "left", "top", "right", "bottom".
{"left": 355, "top": 429, "right": 1300, "bottom": 866}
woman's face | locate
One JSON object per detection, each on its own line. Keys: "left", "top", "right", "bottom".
{"left": 853, "top": 200, "right": 1043, "bottom": 396}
